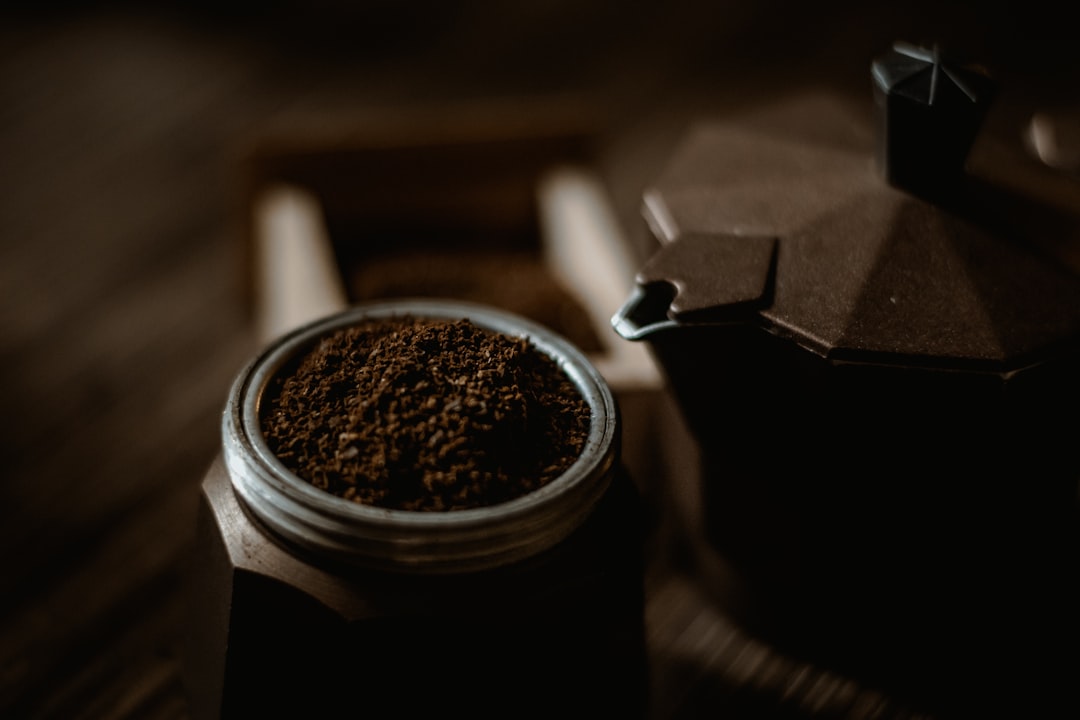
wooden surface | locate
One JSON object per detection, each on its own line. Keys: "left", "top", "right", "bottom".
{"left": 2, "top": 3, "right": 1077, "bottom": 719}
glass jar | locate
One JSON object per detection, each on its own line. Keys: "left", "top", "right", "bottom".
{"left": 184, "top": 299, "right": 648, "bottom": 719}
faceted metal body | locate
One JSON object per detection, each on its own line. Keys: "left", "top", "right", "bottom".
{"left": 186, "top": 456, "right": 648, "bottom": 719}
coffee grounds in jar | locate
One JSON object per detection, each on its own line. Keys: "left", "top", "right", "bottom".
{"left": 260, "top": 316, "right": 591, "bottom": 511}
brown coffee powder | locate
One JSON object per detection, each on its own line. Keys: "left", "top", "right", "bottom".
{"left": 260, "top": 316, "right": 591, "bottom": 511}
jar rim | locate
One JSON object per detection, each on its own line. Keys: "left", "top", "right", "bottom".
{"left": 223, "top": 298, "right": 619, "bottom": 573}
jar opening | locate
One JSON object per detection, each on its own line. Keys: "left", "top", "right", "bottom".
{"left": 223, "top": 299, "right": 619, "bottom": 573}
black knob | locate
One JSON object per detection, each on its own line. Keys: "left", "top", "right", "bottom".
{"left": 872, "top": 41, "right": 997, "bottom": 197}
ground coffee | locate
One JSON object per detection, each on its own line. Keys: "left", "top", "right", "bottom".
{"left": 260, "top": 316, "right": 591, "bottom": 511}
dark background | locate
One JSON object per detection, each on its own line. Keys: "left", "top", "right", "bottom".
{"left": 1, "top": 2, "right": 1077, "bottom": 718}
